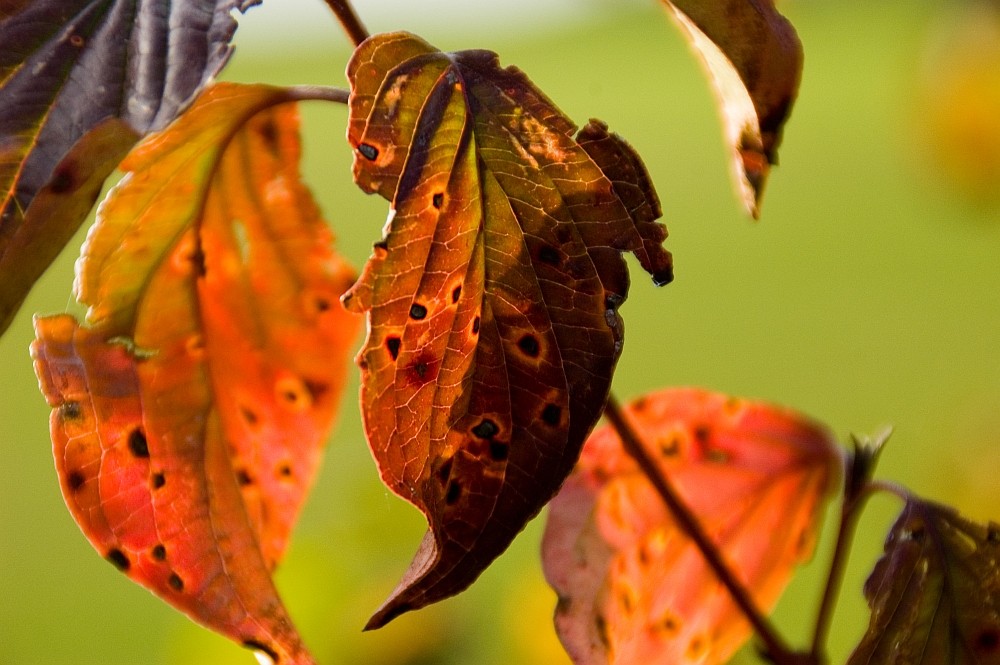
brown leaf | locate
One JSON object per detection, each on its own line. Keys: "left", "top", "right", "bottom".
{"left": 344, "top": 31, "right": 673, "bottom": 628}
{"left": 542, "top": 388, "right": 841, "bottom": 665}
{"left": 848, "top": 499, "right": 1000, "bottom": 665}
{"left": 31, "top": 83, "right": 359, "bottom": 665}
{"left": 659, "top": 0, "right": 803, "bottom": 217}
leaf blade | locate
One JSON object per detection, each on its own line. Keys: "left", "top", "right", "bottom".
{"left": 344, "top": 31, "right": 673, "bottom": 628}
{"left": 542, "top": 388, "right": 840, "bottom": 665}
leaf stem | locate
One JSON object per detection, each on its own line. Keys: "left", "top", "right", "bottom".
{"left": 322, "top": 0, "right": 370, "bottom": 47}
{"left": 603, "top": 394, "right": 812, "bottom": 665}
{"left": 286, "top": 85, "right": 350, "bottom": 105}
{"left": 808, "top": 484, "right": 870, "bottom": 658}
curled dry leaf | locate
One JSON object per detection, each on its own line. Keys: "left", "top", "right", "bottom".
{"left": 542, "top": 388, "right": 841, "bottom": 665}
{"left": 31, "top": 83, "right": 358, "bottom": 665}
{"left": 344, "top": 31, "right": 673, "bottom": 628}
{"left": 848, "top": 499, "right": 1000, "bottom": 665}
{"left": 0, "top": 0, "right": 258, "bottom": 336}
{"left": 658, "top": 0, "right": 803, "bottom": 217}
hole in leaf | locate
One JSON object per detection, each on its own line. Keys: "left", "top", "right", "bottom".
{"left": 151, "top": 472, "right": 166, "bottom": 489}
{"left": 472, "top": 419, "right": 499, "bottom": 439}
{"left": 66, "top": 470, "right": 85, "bottom": 492}
{"left": 151, "top": 544, "right": 166, "bottom": 561}
{"left": 432, "top": 192, "right": 444, "bottom": 209}
{"left": 107, "top": 549, "right": 130, "bottom": 572}
{"left": 68, "top": 34, "right": 84, "bottom": 48}
{"left": 451, "top": 285, "right": 461, "bottom": 303}
{"left": 129, "top": 428, "right": 149, "bottom": 458}
{"left": 472, "top": 316, "right": 480, "bottom": 334}
{"left": 409, "top": 303, "right": 427, "bottom": 320}
{"left": 517, "top": 334, "right": 540, "bottom": 357}
{"left": 386, "top": 336, "right": 401, "bottom": 360}
{"left": 412, "top": 361, "right": 428, "bottom": 379}
{"left": 541, "top": 404, "right": 561, "bottom": 427}
{"left": 243, "top": 640, "right": 280, "bottom": 664}
{"left": 60, "top": 401, "right": 82, "bottom": 420}
{"left": 538, "top": 245, "right": 561, "bottom": 266}
{"left": 168, "top": 573, "right": 184, "bottom": 591}
{"left": 357, "top": 143, "right": 379, "bottom": 161}
{"left": 445, "top": 481, "right": 462, "bottom": 505}
{"left": 489, "top": 441, "right": 509, "bottom": 461}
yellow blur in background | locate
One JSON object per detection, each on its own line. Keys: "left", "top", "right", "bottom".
{"left": 1, "top": 1, "right": 998, "bottom": 664}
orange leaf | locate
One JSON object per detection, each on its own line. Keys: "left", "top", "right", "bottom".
{"left": 344, "top": 32, "right": 673, "bottom": 628}
{"left": 658, "top": 0, "right": 803, "bottom": 217}
{"left": 31, "top": 83, "right": 358, "bottom": 665}
{"left": 542, "top": 388, "right": 841, "bottom": 665}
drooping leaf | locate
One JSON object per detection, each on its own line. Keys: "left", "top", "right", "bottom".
{"left": 542, "top": 388, "right": 841, "bottom": 665}
{"left": 0, "top": 0, "right": 258, "bottom": 336}
{"left": 658, "top": 0, "right": 802, "bottom": 218}
{"left": 31, "top": 83, "right": 359, "bottom": 665}
{"left": 344, "top": 31, "right": 673, "bottom": 629}
{"left": 848, "top": 499, "right": 1000, "bottom": 665}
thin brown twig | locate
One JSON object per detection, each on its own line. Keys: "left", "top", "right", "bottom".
{"left": 322, "top": 0, "right": 369, "bottom": 47}
{"left": 286, "top": 85, "right": 350, "bottom": 105}
{"left": 603, "top": 393, "right": 814, "bottom": 665}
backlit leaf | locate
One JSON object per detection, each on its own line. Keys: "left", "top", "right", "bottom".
{"left": 542, "top": 388, "right": 841, "bottom": 665}
{"left": 344, "top": 31, "right": 673, "bottom": 628}
{"left": 658, "top": 0, "right": 802, "bottom": 217}
{"left": 31, "top": 83, "right": 358, "bottom": 665}
{"left": 0, "top": 0, "right": 257, "bottom": 335}
{"left": 848, "top": 499, "right": 1000, "bottom": 665}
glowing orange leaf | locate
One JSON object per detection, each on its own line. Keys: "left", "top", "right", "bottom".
{"left": 542, "top": 388, "right": 841, "bottom": 665}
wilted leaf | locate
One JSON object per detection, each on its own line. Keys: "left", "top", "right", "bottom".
{"left": 659, "top": 0, "right": 802, "bottom": 217}
{"left": 344, "top": 31, "right": 673, "bottom": 628}
{"left": 0, "top": 0, "right": 258, "bottom": 335}
{"left": 542, "top": 388, "right": 841, "bottom": 665}
{"left": 848, "top": 499, "right": 1000, "bottom": 665}
{"left": 31, "top": 83, "right": 358, "bottom": 665}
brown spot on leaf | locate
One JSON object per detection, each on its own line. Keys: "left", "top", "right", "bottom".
{"left": 240, "top": 406, "right": 259, "bottom": 426}
{"left": 451, "top": 285, "right": 461, "bottom": 303}
{"left": 107, "top": 549, "right": 130, "bottom": 572}
{"left": 538, "top": 245, "right": 561, "bottom": 266}
{"left": 151, "top": 544, "right": 167, "bottom": 561}
{"left": 541, "top": 404, "right": 561, "bottom": 427}
{"left": 516, "top": 334, "right": 540, "bottom": 357}
{"left": 386, "top": 336, "right": 401, "bottom": 360}
{"left": 59, "top": 401, "right": 82, "bottom": 420}
{"left": 489, "top": 441, "right": 509, "bottom": 461}
{"left": 168, "top": 573, "right": 184, "bottom": 591}
{"left": 471, "top": 316, "right": 480, "bottom": 334}
{"left": 151, "top": 472, "right": 165, "bottom": 489}
{"left": 445, "top": 481, "right": 462, "bottom": 505}
{"left": 976, "top": 628, "right": 1000, "bottom": 654}
{"left": 433, "top": 192, "right": 444, "bottom": 209}
{"left": 66, "top": 470, "right": 85, "bottom": 492}
{"left": 472, "top": 419, "right": 499, "bottom": 439}
{"left": 48, "top": 162, "right": 78, "bottom": 194}
{"left": 128, "top": 428, "right": 149, "bottom": 458}
{"left": 68, "top": 34, "right": 84, "bottom": 48}
{"left": 236, "top": 469, "right": 253, "bottom": 486}
{"left": 437, "top": 457, "right": 453, "bottom": 484}
{"left": 278, "top": 463, "right": 293, "bottom": 478}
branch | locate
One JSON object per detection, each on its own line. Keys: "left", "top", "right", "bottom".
{"left": 603, "top": 394, "right": 815, "bottom": 665}
{"left": 322, "top": 0, "right": 369, "bottom": 47}
{"left": 286, "top": 85, "right": 350, "bottom": 105}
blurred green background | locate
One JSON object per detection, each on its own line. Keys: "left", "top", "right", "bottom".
{"left": 2, "top": 1, "right": 999, "bottom": 664}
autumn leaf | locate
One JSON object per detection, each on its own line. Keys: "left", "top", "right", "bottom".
{"left": 31, "top": 83, "right": 358, "bottom": 665}
{"left": 344, "top": 31, "right": 673, "bottom": 628}
{"left": 658, "top": 0, "right": 802, "bottom": 217}
{"left": 0, "top": 0, "right": 258, "bottom": 336}
{"left": 848, "top": 498, "right": 1000, "bottom": 665}
{"left": 542, "top": 388, "right": 841, "bottom": 665}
